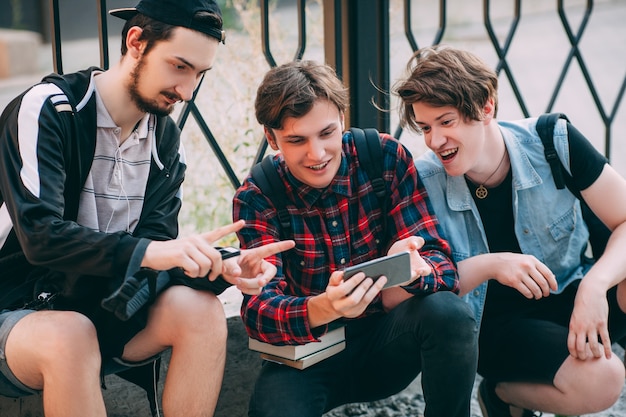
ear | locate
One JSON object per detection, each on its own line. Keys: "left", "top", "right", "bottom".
{"left": 339, "top": 111, "right": 345, "bottom": 131}
{"left": 126, "top": 26, "right": 146, "bottom": 59}
{"left": 483, "top": 97, "right": 496, "bottom": 123}
{"left": 265, "top": 127, "right": 279, "bottom": 151}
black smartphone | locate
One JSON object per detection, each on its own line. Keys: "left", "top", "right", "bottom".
{"left": 218, "top": 246, "right": 241, "bottom": 260}
{"left": 342, "top": 252, "right": 411, "bottom": 288}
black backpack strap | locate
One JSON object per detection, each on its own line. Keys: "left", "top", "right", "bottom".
{"left": 536, "top": 113, "right": 610, "bottom": 259}
{"left": 351, "top": 127, "right": 387, "bottom": 238}
{"left": 351, "top": 127, "right": 386, "bottom": 200}
{"left": 536, "top": 113, "right": 570, "bottom": 191}
{"left": 250, "top": 155, "right": 291, "bottom": 237}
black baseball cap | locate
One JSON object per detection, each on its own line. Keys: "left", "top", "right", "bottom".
{"left": 110, "top": 0, "right": 226, "bottom": 44}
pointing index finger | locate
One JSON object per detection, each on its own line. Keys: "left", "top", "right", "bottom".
{"left": 200, "top": 220, "right": 245, "bottom": 243}
{"left": 246, "top": 240, "right": 296, "bottom": 259}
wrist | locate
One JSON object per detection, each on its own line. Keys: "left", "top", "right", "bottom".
{"left": 578, "top": 276, "right": 610, "bottom": 296}
{"left": 307, "top": 293, "right": 340, "bottom": 328}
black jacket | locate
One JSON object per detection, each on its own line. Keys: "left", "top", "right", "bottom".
{"left": 0, "top": 67, "right": 227, "bottom": 312}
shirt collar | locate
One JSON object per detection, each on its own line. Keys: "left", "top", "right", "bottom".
{"left": 94, "top": 78, "right": 117, "bottom": 130}
{"left": 94, "top": 79, "right": 152, "bottom": 141}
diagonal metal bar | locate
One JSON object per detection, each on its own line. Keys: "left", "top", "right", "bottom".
{"left": 189, "top": 103, "right": 241, "bottom": 189}
{"left": 606, "top": 76, "right": 626, "bottom": 161}
{"left": 483, "top": 0, "right": 528, "bottom": 117}
{"left": 403, "top": 0, "right": 447, "bottom": 53}
{"left": 294, "top": 0, "right": 307, "bottom": 61}
{"left": 254, "top": 0, "right": 309, "bottom": 167}
{"left": 41, "top": 0, "right": 623, "bottom": 192}
{"left": 553, "top": 0, "right": 617, "bottom": 159}
{"left": 177, "top": 77, "right": 241, "bottom": 190}
{"left": 260, "top": 0, "right": 277, "bottom": 68}
{"left": 395, "top": 0, "right": 447, "bottom": 139}
{"left": 547, "top": 0, "right": 594, "bottom": 113}
{"left": 260, "top": 0, "right": 307, "bottom": 68}
{"left": 252, "top": 134, "right": 270, "bottom": 167}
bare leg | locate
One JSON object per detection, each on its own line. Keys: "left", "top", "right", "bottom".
{"left": 122, "top": 286, "right": 228, "bottom": 417}
{"left": 5, "top": 310, "right": 106, "bottom": 417}
{"left": 497, "top": 353, "right": 625, "bottom": 415}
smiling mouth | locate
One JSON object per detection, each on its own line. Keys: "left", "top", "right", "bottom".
{"left": 439, "top": 148, "right": 458, "bottom": 161}
{"left": 308, "top": 161, "right": 329, "bottom": 170}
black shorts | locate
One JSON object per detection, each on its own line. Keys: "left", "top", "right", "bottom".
{"left": 478, "top": 279, "right": 626, "bottom": 384}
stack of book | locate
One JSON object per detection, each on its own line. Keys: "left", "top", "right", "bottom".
{"left": 248, "top": 325, "right": 346, "bottom": 370}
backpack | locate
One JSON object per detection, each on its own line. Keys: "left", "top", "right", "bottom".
{"left": 536, "top": 113, "right": 612, "bottom": 259}
{"left": 250, "top": 127, "right": 387, "bottom": 239}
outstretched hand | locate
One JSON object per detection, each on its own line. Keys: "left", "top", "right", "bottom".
{"left": 388, "top": 236, "right": 432, "bottom": 279}
{"left": 222, "top": 239, "right": 295, "bottom": 295}
{"left": 142, "top": 220, "right": 249, "bottom": 280}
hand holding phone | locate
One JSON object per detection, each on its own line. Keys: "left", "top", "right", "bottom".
{"left": 342, "top": 252, "right": 411, "bottom": 288}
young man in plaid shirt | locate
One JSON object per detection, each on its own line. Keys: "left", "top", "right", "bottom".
{"left": 233, "top": 60, "right": 478, "bottom": 417}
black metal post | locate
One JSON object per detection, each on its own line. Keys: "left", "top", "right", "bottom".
{"left": 324, "top": 0, "right": 390, "bottom": 132}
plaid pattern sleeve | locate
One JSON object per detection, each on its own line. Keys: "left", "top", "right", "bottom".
{"left": 233, "top": 165, "right": 319, "bottom": 345}
{"left": 379, "top": 135, "right": 459, "bottom": 294}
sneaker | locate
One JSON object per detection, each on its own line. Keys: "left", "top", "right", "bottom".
{"left": 478, "top": 379, "right": 513, "bottom": 417}
{"left": 477, "top": 379, "right": 543, "bottom": 417}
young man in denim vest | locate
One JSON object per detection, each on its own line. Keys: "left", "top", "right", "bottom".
{"left": 396, "top": 45, "right": 626, "bottom": 417}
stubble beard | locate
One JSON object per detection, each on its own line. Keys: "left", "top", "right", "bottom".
{"left": 128, "top": 55, "right": 176, "bottom": 118}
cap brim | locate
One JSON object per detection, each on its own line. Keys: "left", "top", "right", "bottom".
{"left": 109, "top": 7, "right": 138, "bottom": 21}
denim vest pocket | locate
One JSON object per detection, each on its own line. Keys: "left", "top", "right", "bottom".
{"left": 548, "top": 206, "right": 577, "bottom": 242}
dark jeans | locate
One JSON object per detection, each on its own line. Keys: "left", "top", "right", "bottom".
{"left": 248, "top": 291, "right": 478, "bottom": 417}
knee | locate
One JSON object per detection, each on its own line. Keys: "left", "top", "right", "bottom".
{"left": 5, "top": 311, "right": 100, "bottom": 390}
{"left": 34, "top": 311, "right": 100, "bottom": 368}
{"left": 585, "top": 356, "right": 625, "bottom": 410}
{"left": 558, "top": 354, "right": 625, "bottom": 412}
{"left": 153, "top": 286, "right": 227, "bottom": 341}
{"left": 414, "top": 291, "right": 477, "bottom": 337}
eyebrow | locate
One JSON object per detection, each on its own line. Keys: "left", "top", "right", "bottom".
{"left": 416, "top": 111, "right": 455, "bottom": 125}
{"left": 174, "top": 56, "right": 212, "bottom": 72}
{"left": 283, "top": 122, "right": 337, "bottom": 140}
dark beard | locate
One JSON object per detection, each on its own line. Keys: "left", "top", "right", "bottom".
{"left": 128, "top": 56, "right": 177, "bottom": 117}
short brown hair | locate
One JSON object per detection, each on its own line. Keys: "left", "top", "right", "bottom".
{"left": 255, "top": 60, "right": 349, "bottom": 130}
{"left": 394, "top": 45, "right": 498, "bottom": 133}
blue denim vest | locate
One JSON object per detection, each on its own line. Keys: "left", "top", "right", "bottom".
{"left": 416, "top": 117, "right": 589, "bottom": 326}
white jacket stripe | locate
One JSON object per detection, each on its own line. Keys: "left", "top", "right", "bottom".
{"left": 17, "top": 83, "right": 65, "bottom": 198}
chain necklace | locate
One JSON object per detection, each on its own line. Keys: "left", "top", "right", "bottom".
{"left": 467, "top": 150, "right": 508, "bottom": 199}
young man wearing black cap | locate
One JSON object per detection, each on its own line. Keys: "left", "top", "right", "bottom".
{"left": 0, "top": 1, "right": 293, "bottom": 416}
